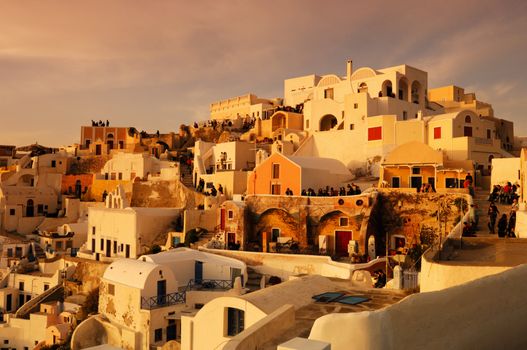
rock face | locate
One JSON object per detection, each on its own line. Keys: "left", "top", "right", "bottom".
{"left": 130, "top": 180, "right": 207, "bottom": 209}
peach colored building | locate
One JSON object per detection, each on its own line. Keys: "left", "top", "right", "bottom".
{"left": 247, "top": 153, "right": 350, "bottom": 196}
{"left": 80, "top": 126, "right": 129, "bottom": 155}
{"left": 380, "top": 141, "right": 473, "bottom": 190}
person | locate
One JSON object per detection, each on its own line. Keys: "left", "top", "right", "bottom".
{"left": 210, "top": 185, "right": 217, "bottom": 197}
{"left": 374, "top": 270, "right": 386, "bottom": 288}
{"left": 301, "top": 189, "right": 307, "bottom": 196}
{"left": 488, "top": 202, "right": 499, "bottom": 233}
{"left": 465, "top": 172, "right": 473, "bottom": 185}
{"left": 102, "top": 190, "right": 108, "bottom": 202}
{"left": 285, "top": 188, "right": 293, "bottom": 195}
{"left": 507, "top": 211, "right": 516, "bottom": 238}
{"left": 218, "top": 184, "right": 223, "bottom": 195}
{"left": 497, "top": 214, "right": 508, "bottom": 238}
{"left": 511, "top": 198, "right": 519, "bottom": 212}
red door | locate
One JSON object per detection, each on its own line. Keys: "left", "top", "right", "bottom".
{"left": 335, "top": 231, "right": 352, "bottom": 256}
{"left": 220, "top": 209, "right": 226, "bottom": 230}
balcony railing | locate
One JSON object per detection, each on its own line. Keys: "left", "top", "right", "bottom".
{"left": 140, "top": 279, "right": 234, "bottom": 310}
{"left": 141, "top": 291, "right": 186, "bottom": 310}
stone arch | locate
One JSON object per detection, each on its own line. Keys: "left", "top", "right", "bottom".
{"left": 319, "top": 114, "right": 338, "bottom": 131}
{"left": 317, "top": 210, "right": 358, "bottom": 256}
{"left": 253, "top": 208, "right": 302, "bottom": 246}
{"left": 271, "top": 112, "right": 287, "bottom": 132}
{"left": 18, "top": 174, "right": 34, "bottom": 186}
{"left": 358, "top": 82, "right": 368, "bottom": 94}
{"left": 398, "top": 77, "right": 409, "bottom": 101}
{"left": 381, "top": 80, "right": 393, "bottom": 97}
{"left": 411, "top": 80, "right": 422, "bottom": 104}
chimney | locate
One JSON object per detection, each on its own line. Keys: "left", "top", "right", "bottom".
{"left": 346, "top": 60, "right": 353, "bottom": 81}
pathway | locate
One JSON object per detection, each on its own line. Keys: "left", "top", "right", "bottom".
{"left": 472, "top": 188, "right": 512, "bottom": 237}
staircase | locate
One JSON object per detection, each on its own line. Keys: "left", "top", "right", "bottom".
{"left": 245, "top": 267, "right": 264, "bottom": 292}
{"left": 179, "top": 163, "right": 194, "bottom": 188}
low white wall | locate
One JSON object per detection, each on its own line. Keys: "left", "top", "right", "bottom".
{"left": 490, "top": 157, "right": 520, "bottom": 190}
{"left": 309, "top": 264, "right": 527, "bottom": 350}
{"left": 514, "top": 210, "right": 527, "bottom": 238}
{"left": 200, "top": 248, "right": 354, "bottom": 280}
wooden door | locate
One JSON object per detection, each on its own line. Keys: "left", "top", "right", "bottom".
{"left": 335, "top": 231, "right": 352, "bottom": 256}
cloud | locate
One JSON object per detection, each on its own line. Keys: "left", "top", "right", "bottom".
{"left": 1, "top": 0, "right": 527, "bottom": 145}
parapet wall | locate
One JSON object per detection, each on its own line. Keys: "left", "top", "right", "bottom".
{"left": 309, "top": 264, "right": 527, "bottom": 350}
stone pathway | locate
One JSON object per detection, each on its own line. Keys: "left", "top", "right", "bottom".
{"left": 472, "top": 189, "right": 512, "bottom": 237}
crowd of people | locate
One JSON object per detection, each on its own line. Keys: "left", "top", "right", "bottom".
{"left": 489, "top": 182, "right": 519, "bottom": 204}
{"left": 91, "top": 119, "right": 110, "bottom": 127}
{"left": 195, "top": 178, "right": 224, "bottom": 197}
{"left": 299, "top": 183, "right": 362, "bottom": 197}
{"left": 487, "top": 200, "right": 517, "bottom": 238}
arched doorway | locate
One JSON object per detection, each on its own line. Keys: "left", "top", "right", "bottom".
{"left": 358, "top": 82, "right": 368, "bottom": 93}
{"left": 382, "top": 80, "right": 393, "bottom": 98}
{"left": 271, "top": 113, "right": 286, "bottom": 132}
{"left": 26, "top": 199, "right": 34, "bottom": 217}
{"left": 398, "top": 78, "right": 409, "bottom": 101}
{"left": 106, "top": 133, "right": 114, "bottom": 150}
{"left": 411, "top": 81, "right": 422, "bottom": 104}
{"left": 319, "top": 114, "right": 337, "bottom": 131}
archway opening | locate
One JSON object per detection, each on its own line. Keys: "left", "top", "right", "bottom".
{"left": 320, "top": 114, "right": 337, "bottom": 131}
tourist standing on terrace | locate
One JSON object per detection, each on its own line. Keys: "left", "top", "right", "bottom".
{"left": 488, "top": 202, "right": 499, "bottom": 234}
{"left": 498, "top": 214, "right": 508, "bottom": 238}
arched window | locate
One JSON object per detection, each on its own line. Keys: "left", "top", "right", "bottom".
{"left": 358, "top": 83, "right": 368, "bottom": 93}
{"left": 465, "top": 115, "right": 471, "bottom": 123}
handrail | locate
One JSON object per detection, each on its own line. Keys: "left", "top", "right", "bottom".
{"left": 140, "top": 279, "right": 234, "bottom": 310}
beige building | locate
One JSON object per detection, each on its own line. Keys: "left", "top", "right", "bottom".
{"left": 210, "top": 93, "right": 281, "bottom": 121}
{"left": 71, "top": 248, "right": 247, "bottom": 350}
{"left": 100, "top": 152, "right": 179, "bottom": 182}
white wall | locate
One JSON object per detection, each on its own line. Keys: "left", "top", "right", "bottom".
{"left": 309, "top": 264, "right": 527, "bottom": 350}
{"left": 490, "top": 157, "right": 520, "bottom": 189}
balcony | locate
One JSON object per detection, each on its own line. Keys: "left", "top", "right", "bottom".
{"left": 140, "top": 279, "right": 234, "bottom": 310}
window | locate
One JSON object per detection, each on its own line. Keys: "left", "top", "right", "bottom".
{"left": 350, "top": 124, "right": 354, "bottom": 130}
{"left": 19, "top": 282, "right": 24, "bottom": 291}
{"left": 7, "top": 249, "right": 12, "bottom": 258}
{"left": 402, "top": 111, "right": 408, "bottom": 120}
{"left": 228, "top": 210, "right": 234, "bottom": 219}
{"left": 113, "top": 241, "right": 117, "bottom": 254}
{"left": 38, "top": 204, "right": 44, "bottom": 215}
{"left": 339, "top": 217, "right": 349, "bottom": 227}
{"left": 464, "top": 126, "right": 473, "bottom": 137}
{"left": 154, "top": 328, "right": 163, "bottom": 342}
{"left": 391, "top": 177, "right": 400, "bottom": 188}
{"left": 354, "top": 103, "right": 359, "bottom": 109}
{"left": 108, "top": 283, "right": 115, "bottom": 296}
{"left": 324, "top": 88, "right": 334, "bottom": 100}
{"left": 100, "top": 239, "right": 104, "bottom": 251}
{"left": 51, "top": 160, "right": 56, "bottom": 168}
{"left": 272, "top": 164, "right": 280, "bottom": 179}
{"left": 227, "top": 308, "right": 245, "bottom": 336}
{"left": 56, "top": 241, "right": 62, "bottom": 250}
{"left": 487, "top": 129, "right": 491, "bottom": 139}
{"left": 92, "top": 226, "right": 96, "bottom": 235}
{"left": 306, "top": 120, "right": 309, "bottom": 129}
{"left": 271, "top": 228, "right": 280, "bottom": 241}
{"left": 412, "top": 167, "right": 421, "bottom": 175}
{"left": 367, "top": 127, "right": 382, "bottom": 141}
{"left": 465, "top": 115, "right": 471, "bottom": 123}
{"left": 434, "top": 127, "right": 441, "bottom": 139}
{"left": 9, "top": 209, "right": 15, "bottom": 216}
{"left": 118, "top": 173, "right": 123, "bottom": 180}
{"left": 44, "top": 284, "right": 49, "bottom": 291}
{"left": 271, "top": 184, "right": 281, "bottom": 195}
{"left": 195, "top": 303, "right": 204, "bottom": 309}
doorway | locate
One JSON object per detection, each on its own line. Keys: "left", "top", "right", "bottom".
{"left": 335, "top": 231, "right": 352, "bottom": 256}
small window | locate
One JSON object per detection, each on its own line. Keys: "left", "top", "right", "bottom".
{"left": 9, "top": 209, "right": 15, "bottom": 216}
{"left": 402, "top": 111, "right": 408, "bottom": 120}
{"left": 228, "top": 210, "right": 234, "bottom": 219}
{"left": 4, "top": 339, "right": 8, "bottom": 344}
{"left": 339, "top": 217, "right": 349, "bottom": 227}
{"left": 56, "top": 241, "right": 62, "bottom": 250}
{"left": 195, "top": 303, "right": 204, "bottom": 309}
{"left": 324, "top": 88, "right": 334, "bottom": 100}
{"left": 306, "top": 120, "right": 310, "bottom": 129}
{"left": 352, "top": 103, "right": 357, "bottom": 109}
{"left": 92, "top": 226, "right": 96, "bottom": 235}
{"left": 487, "top": 129, "right": 491, "bottom": 139}
{"left": 227, "top": 308, "right": 245, "bottom": 337}
{"left": 51, "top": 160, "right": 56, "bottom": 168}
{"left": 108, "top": 283, "right": 115, "bottom": 296}
{"left": 412, "top": 167, "right": 421, "bottom": 175}
{"left": 272, "top": 163, "right": 280, "bottom": 179}
{"left": 118, "top": 173, "right": 123, "bottom": 180}
{"left": 100, "top": 239, "right": 104, "bottom": 251}
{"left": 434, "top": 127, "right": 441, "bottom": 139}
{"left": 464, "top": 126, "right": 473, "bottom": 137}
{"left": 349, "top": 124, "right": 354, "bottom": 130}
{"left": 19, "top": 282, "right": 24, "bottom": 291}
{"left": 154, "top": 328, "right": 163, "bottom": 342}
{"left": 465, "top": 115, "right": 471, "bottom": 123}
{"left": 44, "top": 284, "right": 50, "bottom": 291}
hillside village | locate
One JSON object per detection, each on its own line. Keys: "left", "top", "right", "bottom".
{"left": 0, "top": 59, "right": 526, "bottom": 350}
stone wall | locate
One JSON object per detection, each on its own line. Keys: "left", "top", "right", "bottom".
{"left": 131, "top": 180, "right": 207, "bottom": 209}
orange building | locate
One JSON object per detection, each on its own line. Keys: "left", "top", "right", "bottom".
{"left": 247, "top": 153, "right": 350, "bottom": 195}
{"left": 80, "top": 126, "right": 129, "bottom": 155}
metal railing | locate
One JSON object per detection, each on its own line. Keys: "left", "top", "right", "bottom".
{"left": 140, "top": 279, "right": 234, "bottom": 310}
{"left": 141, "top": 291, "right": 186, "bottom": 310}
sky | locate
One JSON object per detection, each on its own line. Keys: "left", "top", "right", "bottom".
{"left": 0, "top": 0, "right": 526, "bottom": 147}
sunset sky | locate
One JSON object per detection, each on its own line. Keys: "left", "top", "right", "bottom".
{"left": 1, "top": 0, "right": 526, "bottom": 146}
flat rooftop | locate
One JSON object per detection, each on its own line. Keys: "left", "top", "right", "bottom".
{"left": 442, "top": 238, "right": 527, "bottom": 266}
{"left": 260, "top": 279, "right": 408, "bottom": 349}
